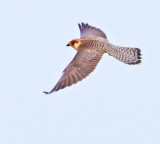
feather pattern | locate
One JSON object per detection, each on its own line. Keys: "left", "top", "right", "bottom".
{"left": 44, "top": 46, "right": 104, "bottom": 94}
{"left": 44, "top": 23, "right": 142, "bottom": 94}
{"left": 106, "top": 43, "right": 142, "bottom": 64}
{"left": 78, "top": 23, "right": 107, "bottom": 40}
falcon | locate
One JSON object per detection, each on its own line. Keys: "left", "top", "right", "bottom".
{"left": 44, "top": 23, "right": 141, "bottom": 94}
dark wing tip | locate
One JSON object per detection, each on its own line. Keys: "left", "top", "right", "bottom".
{"left": 82, "top": 22, "right": 85, "bottom": 27}
{"left": 43, "top": 87, "right": 56, "bottom": 94}
{"left": 43, "top": 82, "right": 62, "bottom": 94}
{"left": 78, "top": 22, "right": 107, "bottom": 39}
{"left": 78, "top": 23, "right": 81, "bottom": 31}
{"left": 43, "top": 91, "right": 50, "bottom": 94}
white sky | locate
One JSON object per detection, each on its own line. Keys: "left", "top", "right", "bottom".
{"left": 0, "top": 0, "right": 160, "bottom": 144}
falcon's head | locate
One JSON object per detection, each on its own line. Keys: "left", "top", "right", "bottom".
{"left": 66, "top": 39, "right": 81, "bottom": 50}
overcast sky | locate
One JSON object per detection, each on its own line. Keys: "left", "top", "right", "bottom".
{"left": 0, "top": 0, "right": 160, "bottom": 144}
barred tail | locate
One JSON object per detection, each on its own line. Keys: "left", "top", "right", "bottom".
{"left": 106, "top": 43, "right": 142, "bottom": 65}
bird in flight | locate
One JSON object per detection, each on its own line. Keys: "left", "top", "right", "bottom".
{"left": 44, "top": 23, "right": 141, "bottom": 94}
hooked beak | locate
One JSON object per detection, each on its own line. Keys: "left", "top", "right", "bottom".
{"left": 66, "top": 43, "right": 70, "bottom": 46}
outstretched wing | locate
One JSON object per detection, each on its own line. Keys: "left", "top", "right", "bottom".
{"left": 78, "top": 23, "right": 107, "bottom": 40}
{"left": 44, "top": 48, "right": 104, "bottom": 94}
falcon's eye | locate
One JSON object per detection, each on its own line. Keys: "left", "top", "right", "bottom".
{"left": 71, "top": 41, "right": 74, "bottom": 44}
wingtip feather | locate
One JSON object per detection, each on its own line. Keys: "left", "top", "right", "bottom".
{"left": 43, "top": 91, "right": 50, "bottom": 94}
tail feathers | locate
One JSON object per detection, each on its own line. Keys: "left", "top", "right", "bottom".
{"left": 107, "top": 44, "right": 142, "bottom": 65}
